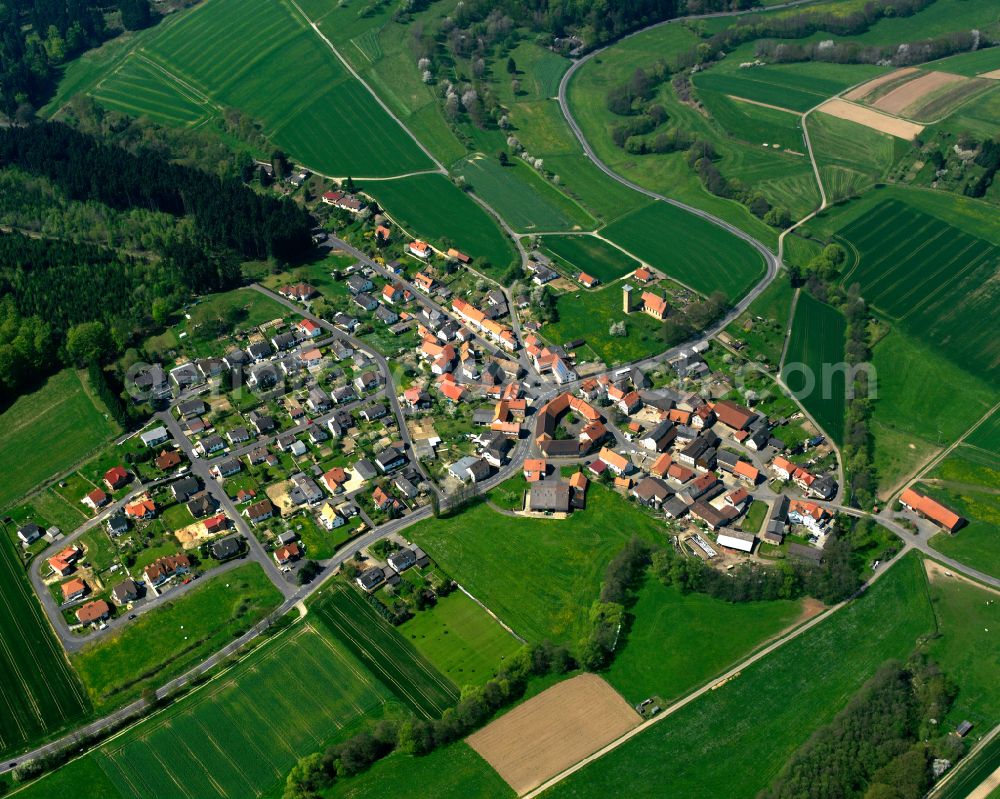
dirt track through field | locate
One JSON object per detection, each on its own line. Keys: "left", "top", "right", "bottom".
{"left": 467, "top": 673, "right": 639, "bottom": 795}
{"left": 843, "top": 67, "right": 918, "bottom": 101}
{"left": 816, "top": 99, "right": 924, "bottom": 140}
{"left": 872, "top": 70, "right": 965, "bottom": 115}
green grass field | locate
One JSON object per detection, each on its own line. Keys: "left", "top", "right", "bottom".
{"left": 326, "top": 741, "right": 514, "bottom": 799}
{"left": 698, "top": 89, "right": 807, "bottom": 152}
{"left": 781, "top": 292, "right": 847, "bottom": 443}
{"left": 0, "top": 369, "right": 119, "bottom": 511}
{"left": 91, "top": 53, "right": 212, "bottom": 126}
{"left": 87, "top": 624, "right": 392, "bottom": 799}
{"left": 546, "top": 555, "right": 936, "bottom": 799}
{"left": 867, "top": 329, "right": 996, "bottom": 495}
{"left": 541, "top": 234, "right": 639, "bottom": 283}
{"left": 923, "top": 567, "right": 1000, "bottom": 730}
{"left": 310, "top": 582, "right": 459, "bottom": 718}
{"left": 398, "top": 590, "right": 523, "bottom": 688}
{"left": 364, "top": 173, "right": 518, "bottom": 274}
{"left": 408, "top": 486, "right": 665, "bottom": 646}
{"left": 925, "top": 47, "right": 1000, "bottom": 77}
{"left": 92, "top": 0, "right": 434, "bottom": 177}
{"left": 0, "top": 534, "right": 90, "bottom": 759}
{"left": 544, "top": 282, "right": 667, "bottom": 365}
{"left": 693, "top": 61, "right": 886, "bottom": 113}
{"left": 72, "top": 563, "right": 283, "bottom": 713}
{"left": 967, "top": 411, "right": 1000, "bottom": 451}
{"left": 605, "top": 579, "right": 803, "bottom": 704}
{"left": 836, "top": 198, "right": 1000, "bottom": 386}
{"left": 455, "top": 155, "right": 595, "bottom": 233}
{"left": 601, "top": 201, "right": 766, "bottom": 301}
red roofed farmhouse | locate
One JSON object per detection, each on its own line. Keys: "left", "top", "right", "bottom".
{"left": 899, "top": 488, "right": 964, "bottom": 532}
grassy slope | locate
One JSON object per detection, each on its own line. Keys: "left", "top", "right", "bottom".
{"left": 781, "top": 291, "right": 847, "bottom": 443}
{"left": 409, "top": 486, "right": 664, "bottom": 646}
{"left": 546, "top": 555, "right": 935, "bottom": 799}
{"left": 19, "top": 623, "right": 395, "bottom": 799}
{"left": 808, "top": 111, "right": 903, "bottom": 202}
{"left": 72, "top": 563, "right": 283, "bottom": 712}
{"left": 605, "top": 579, "right": 803, "bottom": 704}
{"left": 363, "top": 173, "right": 517, "bottom": 274}
{"left": 398, "top": 590, "right": 523, "bottom": 689}
{"left": 135, "top": 0, "right": 431, "bottom": 176}
{"left": 455, "top": 155, "right": 596, "bottom": 233}
{"left": 0, "top": 369, "right": 119, "bottom": 510}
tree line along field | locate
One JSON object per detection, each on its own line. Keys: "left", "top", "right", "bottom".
{"left": 835, "top": 198, "right": 1000, "bottom": 386}
{"left": 0, "top": 534, "right": 91, "bottom": 759}
{"left": 541, "top": 234, "right": 639, "bottom": 284}
{"left": 93, "top": 0, "right": 432, "bottom": 177}
{"left": 781, "top": 291, "right": 847, "bottom": 443}
{"left": 601, "top": 201, "right": 767, "bottom": 302}
{"left": 544, "top": 556, "right": 938, "bottom": 799}
{"left": 364, "top": 174, "right": 518, "bottom": 275}
{"left": 309, "top": 581, "right": 460, "bottom": 718}
{"left": 0, "top": 369, "right": 120, "bottom": 512}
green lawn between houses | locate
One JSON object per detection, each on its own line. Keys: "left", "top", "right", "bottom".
{"left": 72, "top": 563, "right": 283, "bottom": 713}
{"left": 398, "top": 589, "right": 524, "bottom": 689}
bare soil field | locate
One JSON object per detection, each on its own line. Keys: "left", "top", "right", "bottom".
{"left": 467, "top": 673, "right": 640, "bottom": 795}
{"left": 816, "top": 99, "right": 924, "bottom": 140}
{"left": 843, "top": 67, "right": 918, "bottom": 101}
{"left": 872, "top": 70, "right": 965, "bottom": 115}
{"left": 981, "top": 69, "right": 1000, "bottom": 80}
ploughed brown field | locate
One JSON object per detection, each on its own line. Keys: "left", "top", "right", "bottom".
{"left": 816, "top": 99, "right": 925, "bottom": 140}
{"left": 467, "top": 673, "right": 640, "bottom": 795}
{"left": 870, "top": 70, "right": 965, "bottom": 115}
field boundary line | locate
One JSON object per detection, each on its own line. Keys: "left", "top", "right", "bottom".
{"left": 778, "top": 287, "right": 800, "bottom": 372}
{"left": 455, "top": 583, "right": 527, "bottom": 644}
{"left": 726, "top": 94, "right": 801, "bottom": 115}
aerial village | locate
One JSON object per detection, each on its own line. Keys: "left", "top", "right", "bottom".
{"left": 16, "top": 177, "right": 966, "bottom": 639}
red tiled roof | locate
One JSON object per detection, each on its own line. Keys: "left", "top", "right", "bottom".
{"left": 900, "top": 488, "right": 963, "bottom": 531}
